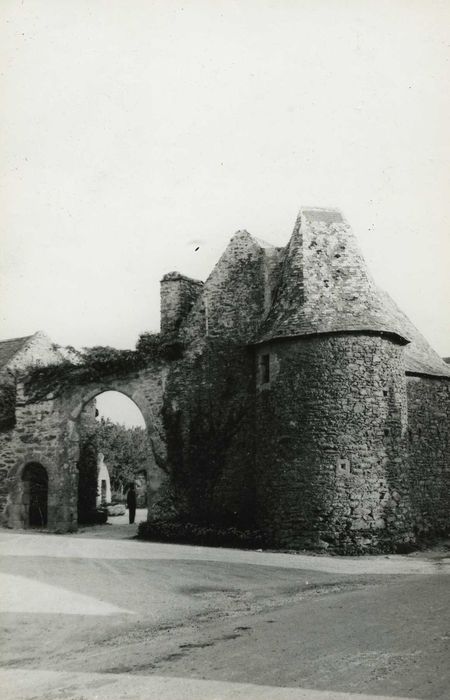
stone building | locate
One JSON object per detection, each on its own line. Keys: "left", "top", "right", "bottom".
{"left": 0, "top": 332, "right": 69, "bottom": 528}
{"left": 0, "top": 207, "right": 449, "bottom": 551}
{"left": 96, "top": 453, "right": 111, "bottom": 507}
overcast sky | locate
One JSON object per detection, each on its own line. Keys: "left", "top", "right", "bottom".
{"left": 95, "top": 390, "right": 145, "bottom": 428}
{"left": 1, "top": 0, "right": 449, "bottom": 362}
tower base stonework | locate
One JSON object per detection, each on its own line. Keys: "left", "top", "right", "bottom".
{"left": 254, "top": 334, "right": 415, "bottom": 552}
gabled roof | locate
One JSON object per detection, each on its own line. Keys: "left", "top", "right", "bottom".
{"left": 0, "top": 335, "right": 34, "bottom": 370}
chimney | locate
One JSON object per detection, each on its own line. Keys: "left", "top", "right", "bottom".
{"left": 160, "top": 272, "right": 204, "bottom": 337}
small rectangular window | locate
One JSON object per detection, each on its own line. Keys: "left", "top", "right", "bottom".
{"left": 336, "top": 458, "right": 350, "bottom": 475}
{"left": 261, "top": 354, "right": 270, "bottom": 384}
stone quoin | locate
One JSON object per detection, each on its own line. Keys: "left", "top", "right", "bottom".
{"left": 0, "top": 207, "right": 449, "bottom": 552}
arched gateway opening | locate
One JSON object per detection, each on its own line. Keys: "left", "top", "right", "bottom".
{"left": 76, "top": 389, "right": 151, "bottom": 526}
{"left": 22, "top": 462, "right": 48, "bottom": 527}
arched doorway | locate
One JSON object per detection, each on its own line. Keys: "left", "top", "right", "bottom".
{"left": 22, "top": 462, "right": 48, "bottom": 527}
{"left": 76, "top": 390, "right": 152, "bottom": 526}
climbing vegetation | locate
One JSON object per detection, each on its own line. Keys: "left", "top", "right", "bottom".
{"left": 162, "top": 342, "right": 256, "bottom": 525}
{"left": 23, "top": 333, "right": 183, "bottom": 402}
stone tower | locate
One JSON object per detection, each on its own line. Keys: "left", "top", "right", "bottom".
{"left": 253, "top": 208, "right": 416, "bottom": 549}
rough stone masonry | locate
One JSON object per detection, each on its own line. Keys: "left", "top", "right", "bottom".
{"left": 0, "top": 207, "right": 449, "bottom": 552}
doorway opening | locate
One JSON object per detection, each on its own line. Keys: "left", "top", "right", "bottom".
{"left": 77, "top": 390, "right": 151, "bottom": 526}
{"left": 22, "top": 462, "right": 48, "bottom": 528}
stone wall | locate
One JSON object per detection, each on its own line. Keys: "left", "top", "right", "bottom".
{"left": 254, "top": 333, "right": 412, "bottom": 551}
{"left": 0, "top": 332, "right": 63, "bottom": 431}
{"left": 161, "top": 341, "right": 255, "bottom": 524}
{"left": 406, "top": 376, "right": 450, "bottom": 534}
{"left": 0, "top": 371, "right": 16, "bottom": 430}
{"left": 0, "top": 386, "right": 78, "bottom": 531}
{"left": 3, "top": 329, "right": 448, "bottom": 546}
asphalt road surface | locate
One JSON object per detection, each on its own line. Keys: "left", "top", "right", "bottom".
{"left": 0, "top": 522, "right": 449, "bottom": 700}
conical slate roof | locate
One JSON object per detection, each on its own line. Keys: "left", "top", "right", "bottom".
{"left": 256, "top": 207, "right": 450, "bottom": 378}
{"left": 258, "top": 207, "right": 408, "bottom": 344}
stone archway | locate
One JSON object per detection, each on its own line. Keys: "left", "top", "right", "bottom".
{"left": 66, "top": 379, "right": 169, "bottom": 528}
{"left": 70, "top": 384, "right": 156, "bottom": 430}
{"left": 1, "top": 364, "right": 171, "bottom": 532}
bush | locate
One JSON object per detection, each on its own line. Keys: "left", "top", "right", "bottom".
{"left": 137, "top": 519, "right": 266, "bottom": 549}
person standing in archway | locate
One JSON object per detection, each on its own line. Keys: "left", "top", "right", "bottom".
{"left": 126, "top": 482, "right": 137, "bottom": 524}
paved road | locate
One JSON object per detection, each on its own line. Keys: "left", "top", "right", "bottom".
{"left": 0, "top": 527, "right": 449, "bottom": 700}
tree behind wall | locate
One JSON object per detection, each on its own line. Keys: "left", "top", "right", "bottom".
{"left": 89, "top": 418, "right": 152, "bottom": 502}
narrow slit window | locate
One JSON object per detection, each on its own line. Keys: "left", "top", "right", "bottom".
{"left": 261, "top": 354, "right": 270, "bottom": 384}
